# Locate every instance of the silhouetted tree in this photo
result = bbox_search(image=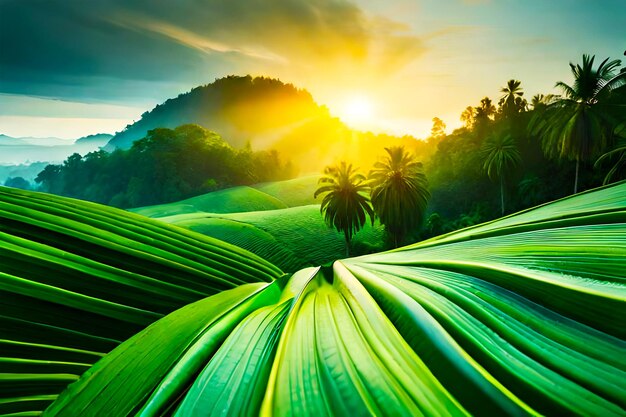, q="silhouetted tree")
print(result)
[474,97,497,135]
[499,79,527,118]
[475,97,496,121]
[369,146,430,248]
[530,94,553,111]
[431,117,447,138]
[460,106,475,129]
[314,162,374,256]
